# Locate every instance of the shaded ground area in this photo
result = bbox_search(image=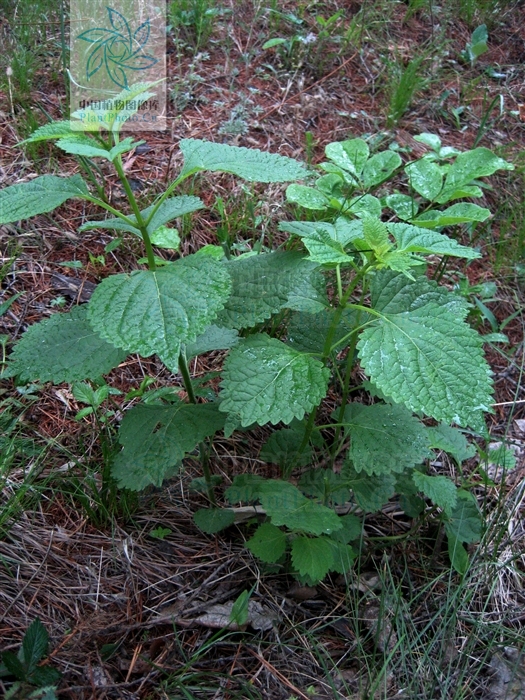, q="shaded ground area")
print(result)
[1,0,525,697]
